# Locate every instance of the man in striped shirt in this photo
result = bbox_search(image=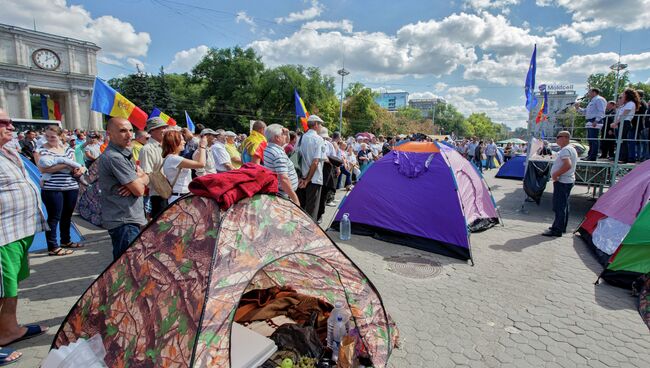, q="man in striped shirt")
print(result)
[264,124,300,206]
